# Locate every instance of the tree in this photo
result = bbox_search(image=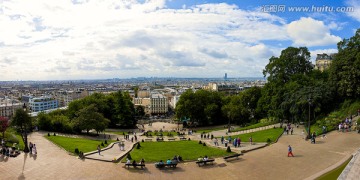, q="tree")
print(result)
[135,106,145,118]
[0,116,9,138]
[72,104,110,134]
[330,29,360,99]
[11,109,32,152]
